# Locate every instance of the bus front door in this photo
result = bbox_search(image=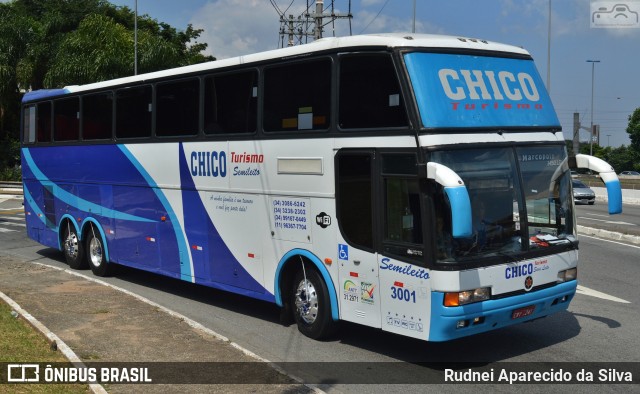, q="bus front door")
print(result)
[336,238,381,328]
